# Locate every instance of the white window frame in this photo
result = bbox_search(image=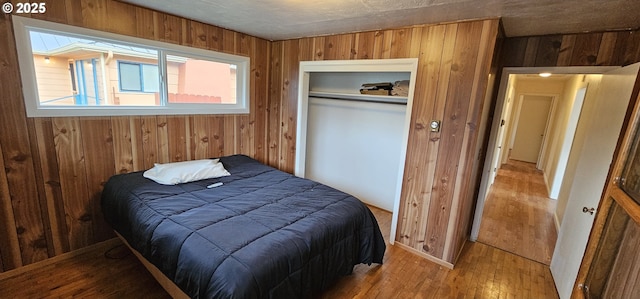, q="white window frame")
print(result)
[12,16,250,117]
